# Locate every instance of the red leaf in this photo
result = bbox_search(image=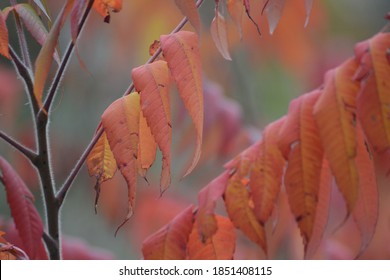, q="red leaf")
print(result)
[174,0,201,35]
[101,92,140,232]
[188,215,236,260]
[196,171,230,240]
[132,61,172,193]
[0,11,10,59]
[160,31,204,176]
[0,157,45,259]
[142,205,194,260]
